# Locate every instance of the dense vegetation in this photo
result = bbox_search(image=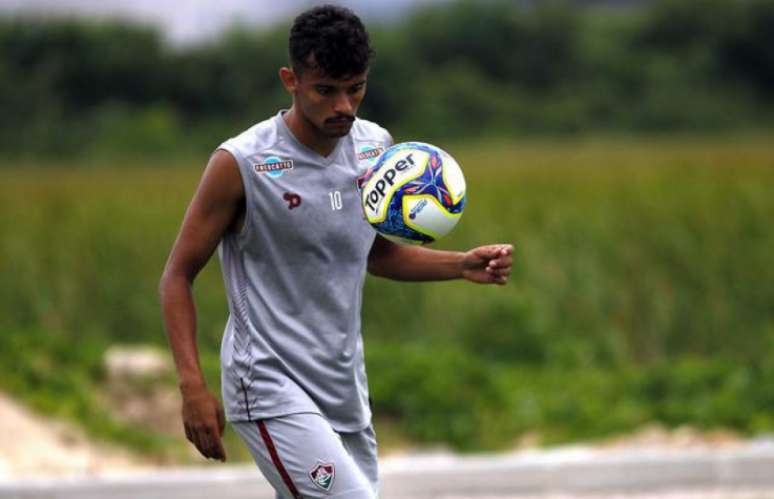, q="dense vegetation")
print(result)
[1,0,773,457]
[1,136,773,455]
[1,0,774,158]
